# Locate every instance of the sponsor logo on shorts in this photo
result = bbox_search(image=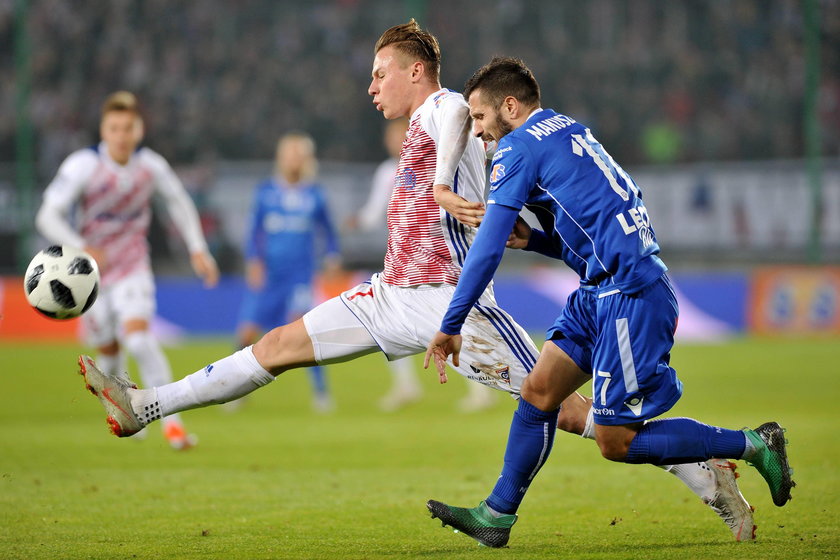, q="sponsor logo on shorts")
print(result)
[204,364,214,376]
[592,406,615,416]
